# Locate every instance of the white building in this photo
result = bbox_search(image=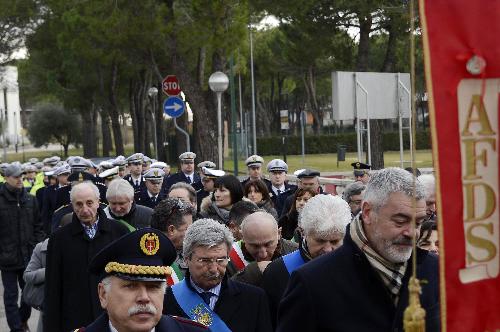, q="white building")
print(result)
[0,66,23,146]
